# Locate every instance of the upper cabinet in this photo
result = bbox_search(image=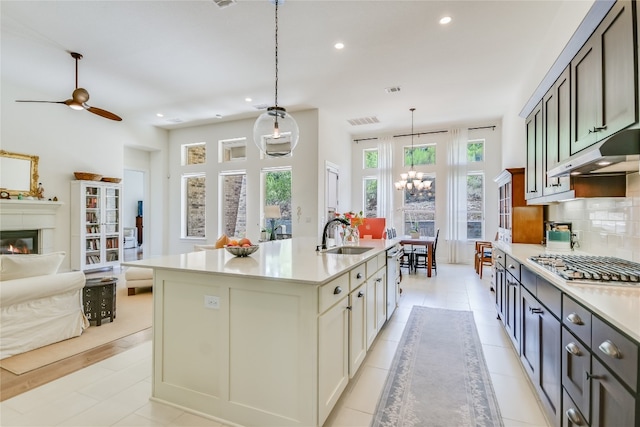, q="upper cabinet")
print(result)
[524,0,637,203]
[571,0,636,154]
[525,102,543,200]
